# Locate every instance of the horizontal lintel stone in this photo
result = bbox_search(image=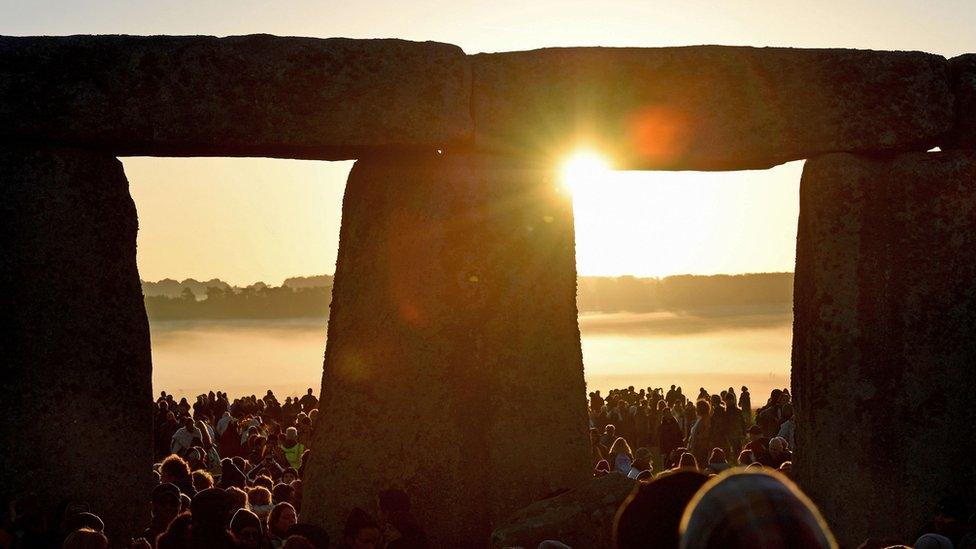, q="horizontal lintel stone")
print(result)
[0,35,473,159]
[472,46,954,170]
